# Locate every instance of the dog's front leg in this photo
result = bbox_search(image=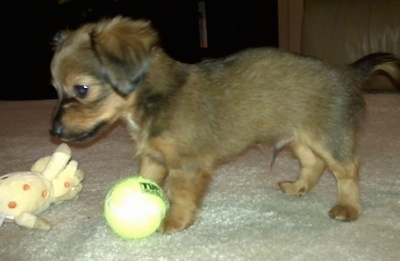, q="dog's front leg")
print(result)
[139,156,168,186]
[159,168,212,233]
